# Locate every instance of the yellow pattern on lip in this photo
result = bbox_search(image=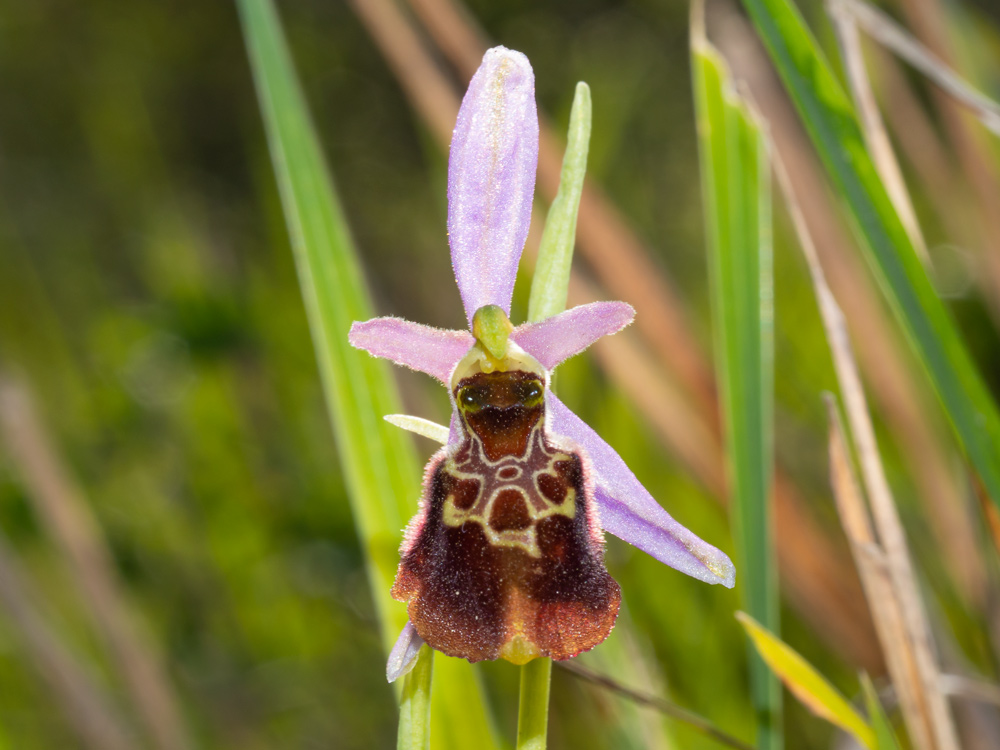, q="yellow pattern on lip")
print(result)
[440,429,579,559]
